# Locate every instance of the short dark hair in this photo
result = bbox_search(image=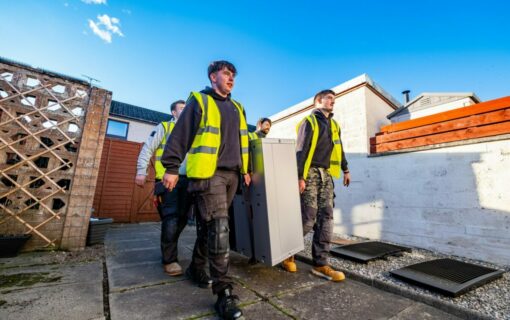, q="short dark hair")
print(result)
[258,117,272,126]
[208,60,237,80]
[170,100,185,112]
[313,89,335,104]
